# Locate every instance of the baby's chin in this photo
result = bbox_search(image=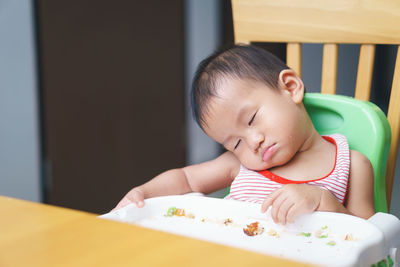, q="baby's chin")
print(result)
[242,161,272,171]
[242,157,288,171]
